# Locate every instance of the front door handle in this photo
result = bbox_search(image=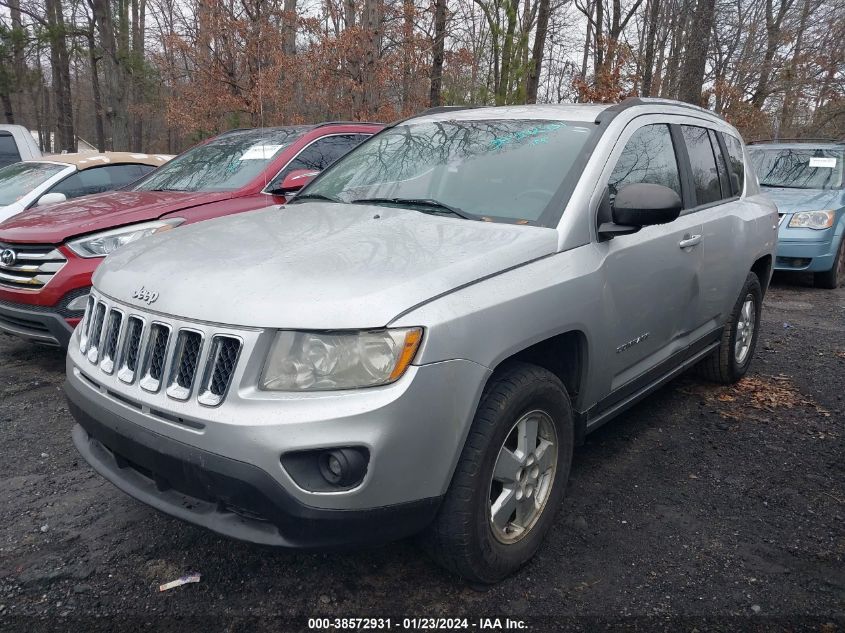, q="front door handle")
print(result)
[679,234,702,249]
